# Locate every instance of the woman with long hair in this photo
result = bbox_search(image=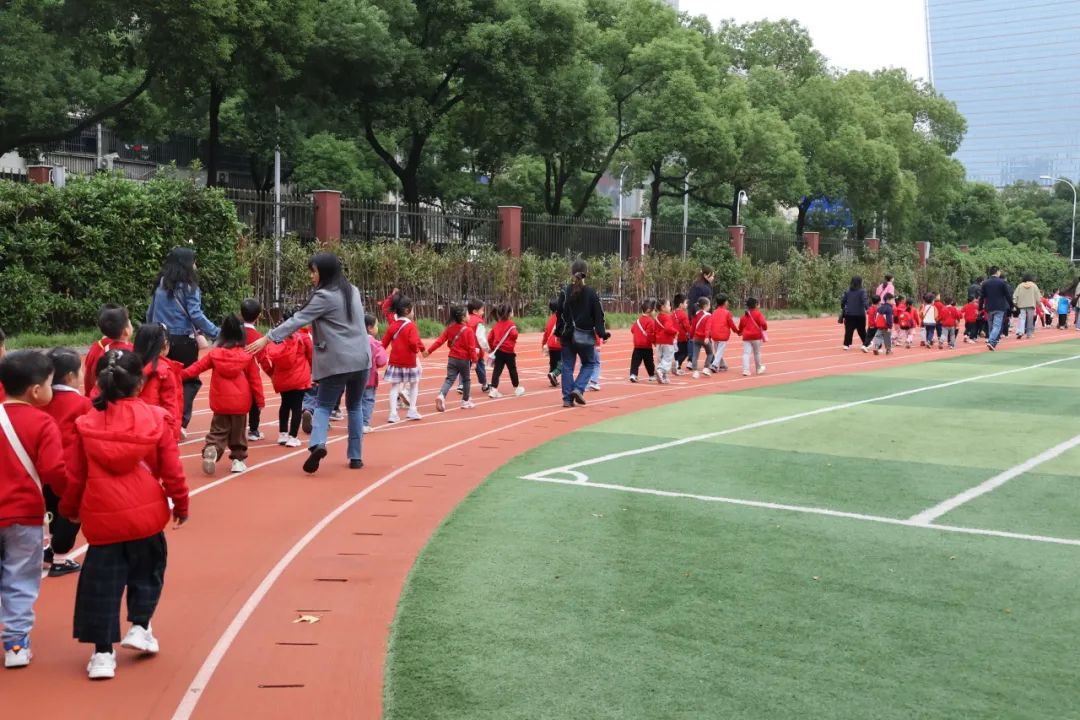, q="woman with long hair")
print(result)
[247,253,371,474]
[147,247,219,435]
[555,259,609,408]
[840,275,870,350]
[686,266,715,318]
